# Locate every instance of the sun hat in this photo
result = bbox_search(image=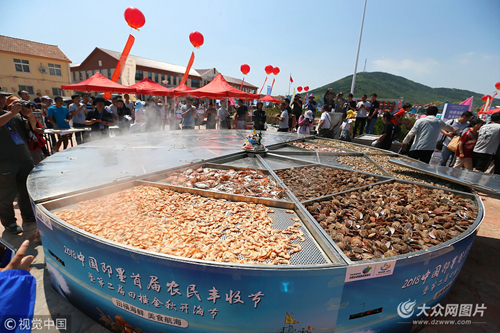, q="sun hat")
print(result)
[308,94,315,98]
[304,110,314,120]
[346,110,357,119]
